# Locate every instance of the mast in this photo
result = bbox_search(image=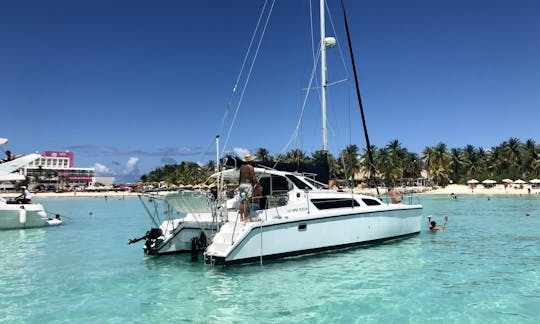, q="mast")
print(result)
[320,0,328,152]
[215,135,220,172]
[339,0,380,195]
